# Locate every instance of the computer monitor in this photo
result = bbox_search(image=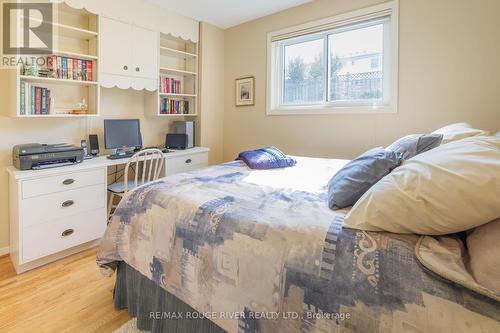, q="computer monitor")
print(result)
[104,119,142,151]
